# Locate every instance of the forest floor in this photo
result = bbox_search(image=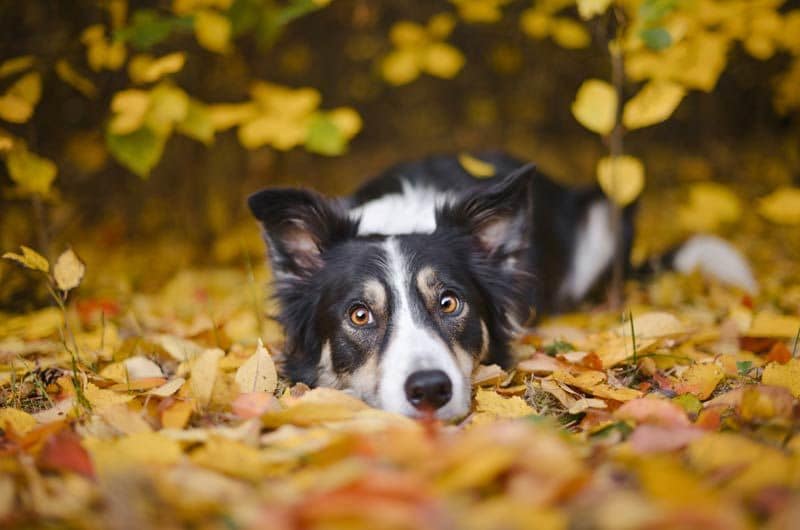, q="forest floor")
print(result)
[1,181,800,530]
